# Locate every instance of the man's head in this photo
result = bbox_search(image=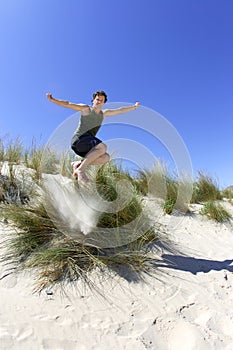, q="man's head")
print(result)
[92,90,108,104]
